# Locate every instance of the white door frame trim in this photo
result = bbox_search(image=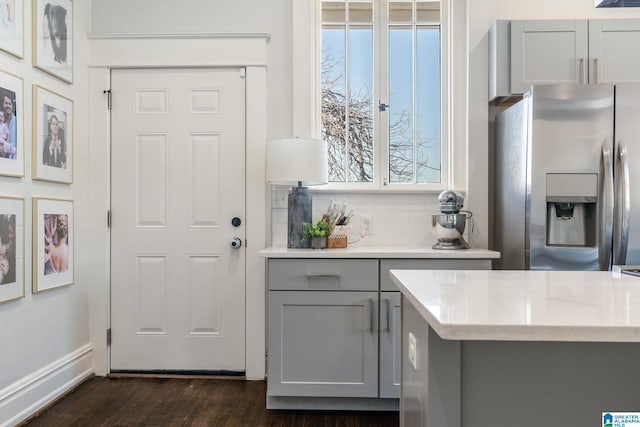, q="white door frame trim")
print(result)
[87,33,268,379]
